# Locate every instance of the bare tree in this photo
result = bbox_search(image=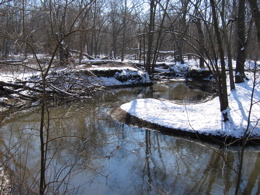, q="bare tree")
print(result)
[247,0,260,44]
[192,1,205,69]
[235,1,260,193]
[18,1,96,193]
[145,0,157,75]
[108,0,125,59]
[176,0,190,64]
[235,61,259,195]
[121,0,127,61]
[151,0,170,74]
[182,0,230,119]
[210,0,229,119]
[235,0,247,83]
[220,0,235,90]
